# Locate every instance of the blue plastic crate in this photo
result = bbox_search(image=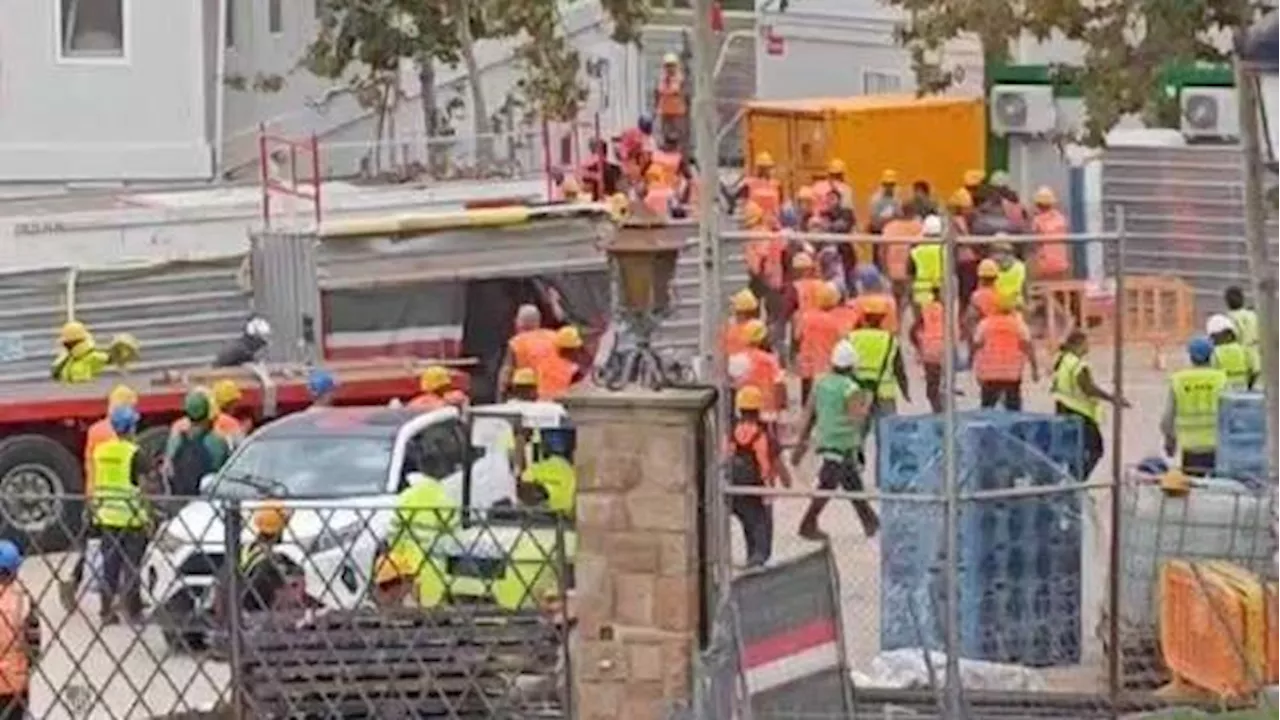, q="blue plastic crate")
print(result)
[1216,393,1265,482]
